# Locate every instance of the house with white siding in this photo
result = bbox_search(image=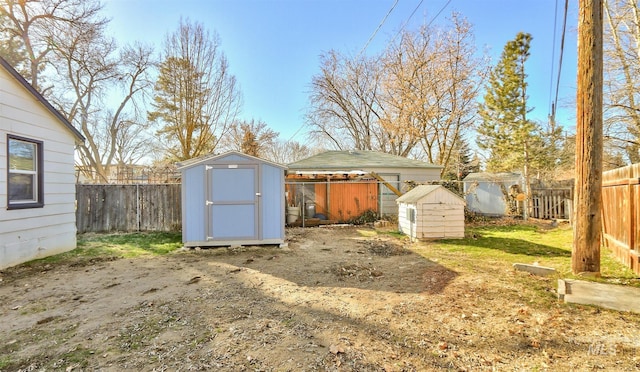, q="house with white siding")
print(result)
[0,56,84,269]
